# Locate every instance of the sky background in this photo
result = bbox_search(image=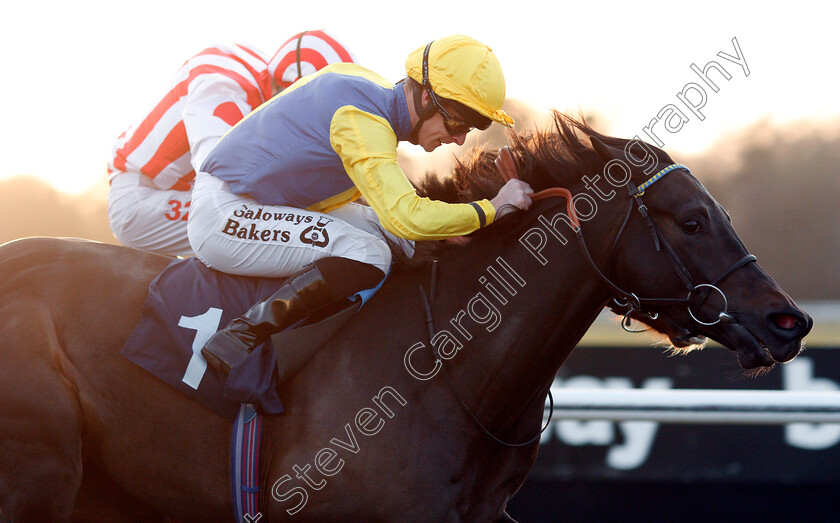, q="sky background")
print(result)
[2,0,837,194]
